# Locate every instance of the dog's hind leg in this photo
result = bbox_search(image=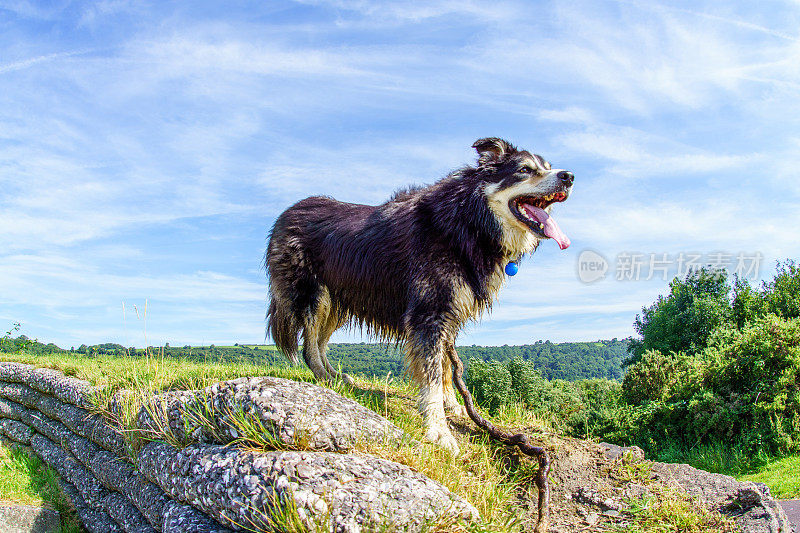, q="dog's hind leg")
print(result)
[443,344,467,418]
[299,285,335,382]
[315,290,355,385]
[302,319,330,382]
